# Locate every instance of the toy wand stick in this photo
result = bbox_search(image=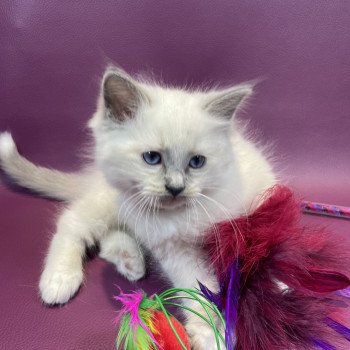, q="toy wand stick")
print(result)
[301,201,350,220]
